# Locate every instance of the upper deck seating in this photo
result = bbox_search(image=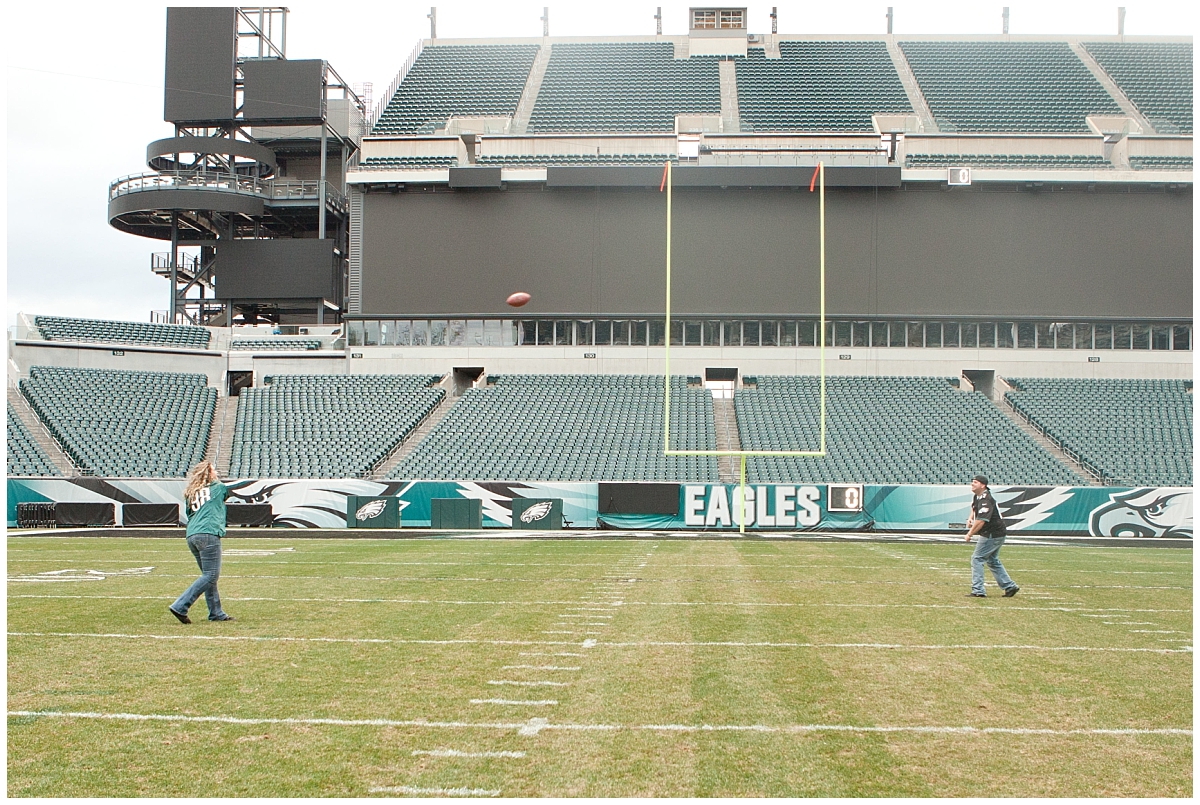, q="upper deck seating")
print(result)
[736,375,1083,485]
[528,43,721,133]
[906,153,1111,169]
[19,366,215,478]
[360,156,460,169]
[372,44,540,135]
[228,338,323,351]
[736,41,912,132]
[1084,42,1193,134]
[900,41,1121,132]
[1004,378,1192,486]
[34,315,211,350]
[390,375,719,482]
[229,374,444,479]
[7,405,62,477]
[476,153,677,167]
[1128,154,1193,170]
